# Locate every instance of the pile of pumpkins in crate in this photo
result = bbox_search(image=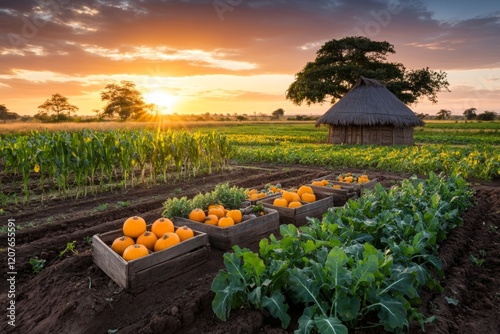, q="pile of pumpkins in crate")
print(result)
[111,216,195,261]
